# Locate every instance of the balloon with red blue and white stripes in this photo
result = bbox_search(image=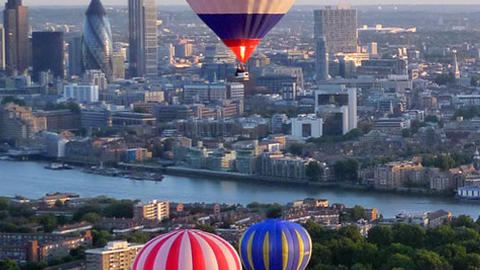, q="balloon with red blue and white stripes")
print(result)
[185,0,295,63]
[132,229,242,270]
